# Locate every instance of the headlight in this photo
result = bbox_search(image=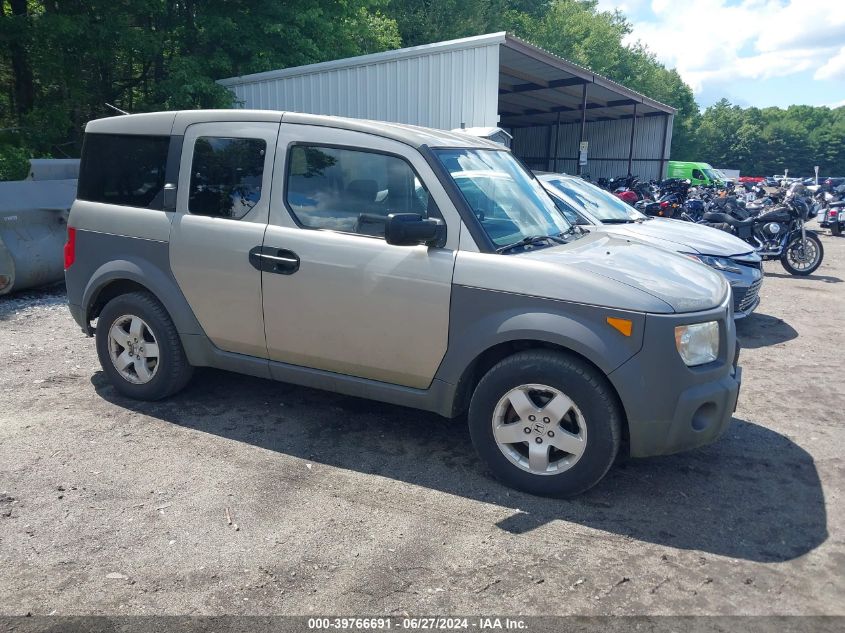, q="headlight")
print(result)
[674,321,719,366]
[684,253,742,274]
